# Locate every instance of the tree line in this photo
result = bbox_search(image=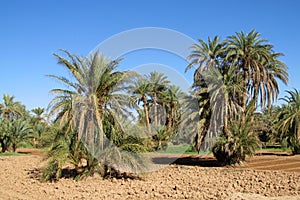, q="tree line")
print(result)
[1,29,300,181]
